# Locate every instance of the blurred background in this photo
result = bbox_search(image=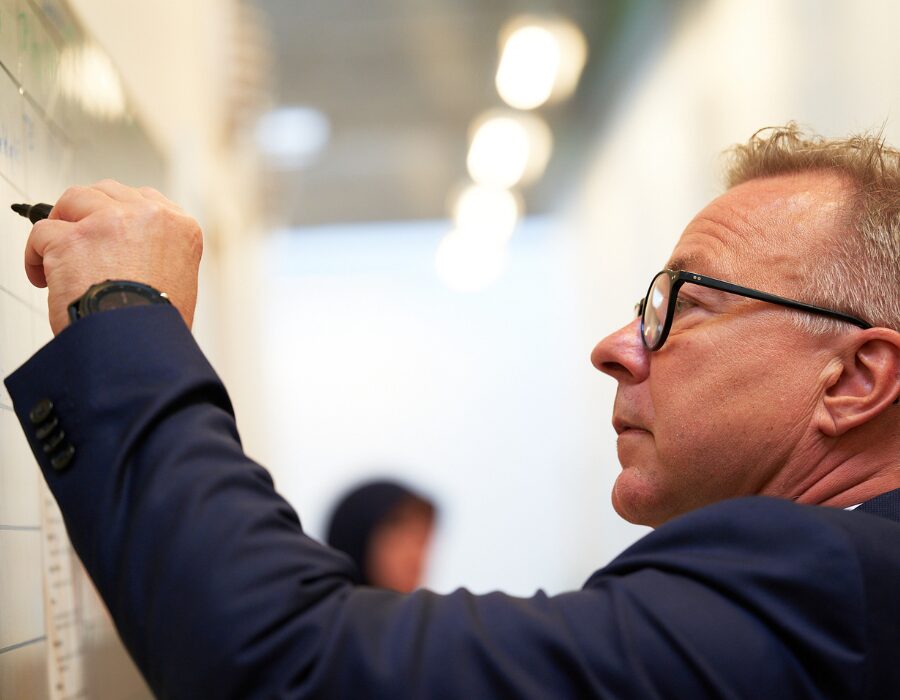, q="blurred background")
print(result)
[64,0,900,595]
